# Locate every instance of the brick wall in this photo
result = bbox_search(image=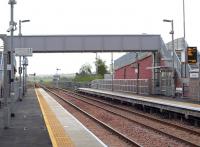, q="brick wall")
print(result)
[114,55,152,80]
[113,51,200,100]
[138,55,152,79]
